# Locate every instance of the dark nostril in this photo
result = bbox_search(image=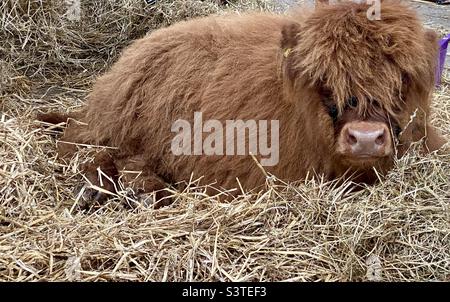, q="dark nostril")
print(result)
[375,133,385,145]
[347,133,358,145]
